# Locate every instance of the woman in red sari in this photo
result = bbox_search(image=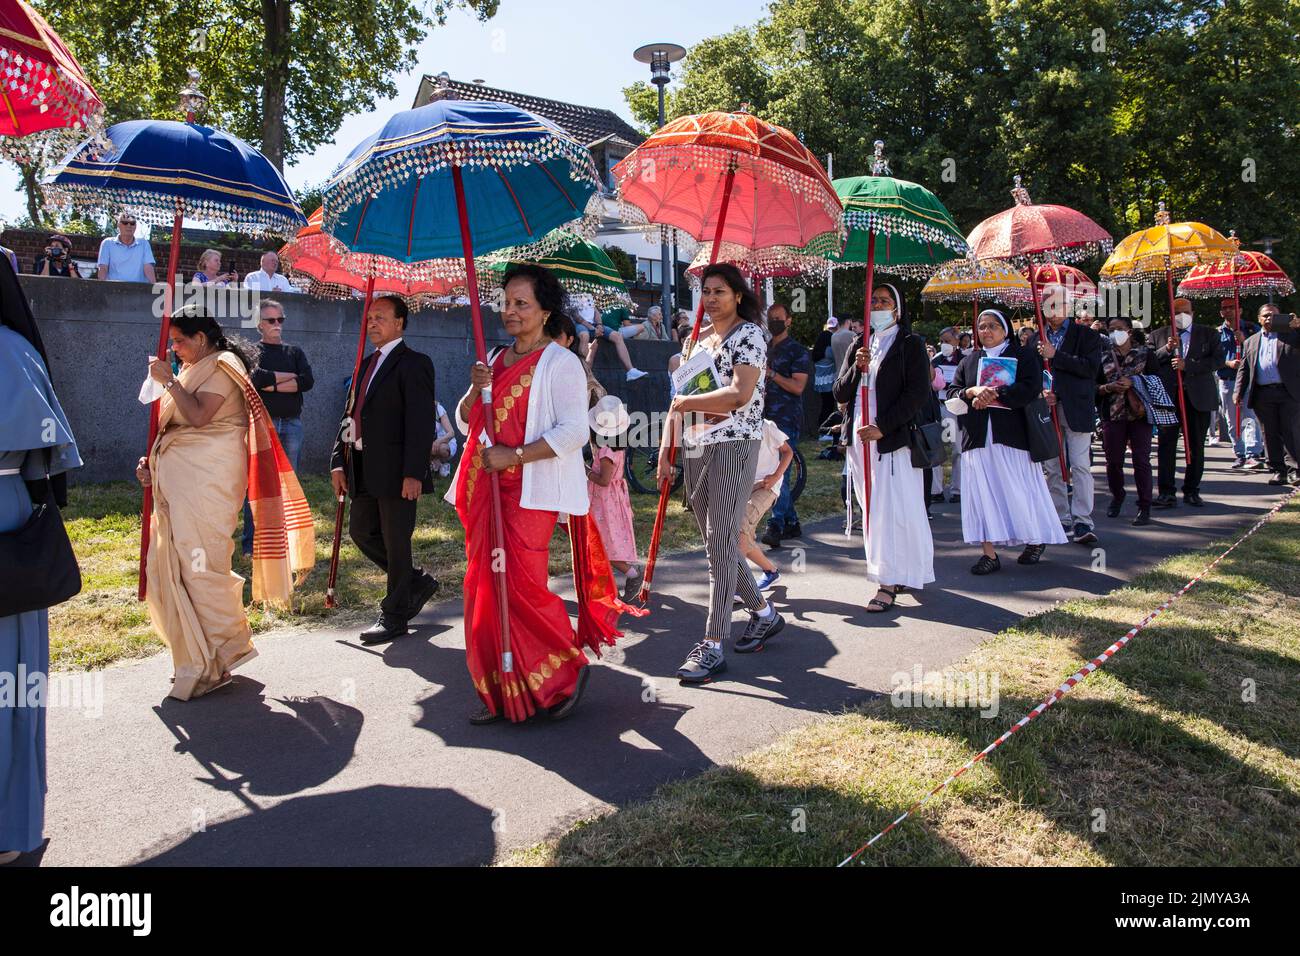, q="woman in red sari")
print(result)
[449,264,597,725]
